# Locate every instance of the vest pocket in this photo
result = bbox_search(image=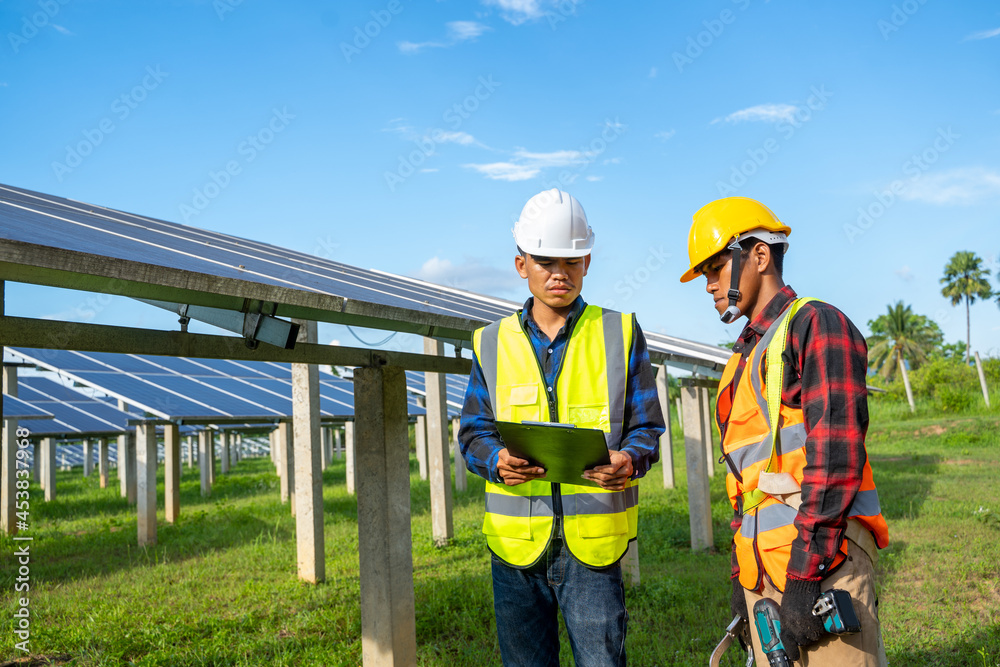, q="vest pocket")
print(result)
[503,384,541,423]
[566,403,610,430]
[482,513,532,540]
[575,513,628,538]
